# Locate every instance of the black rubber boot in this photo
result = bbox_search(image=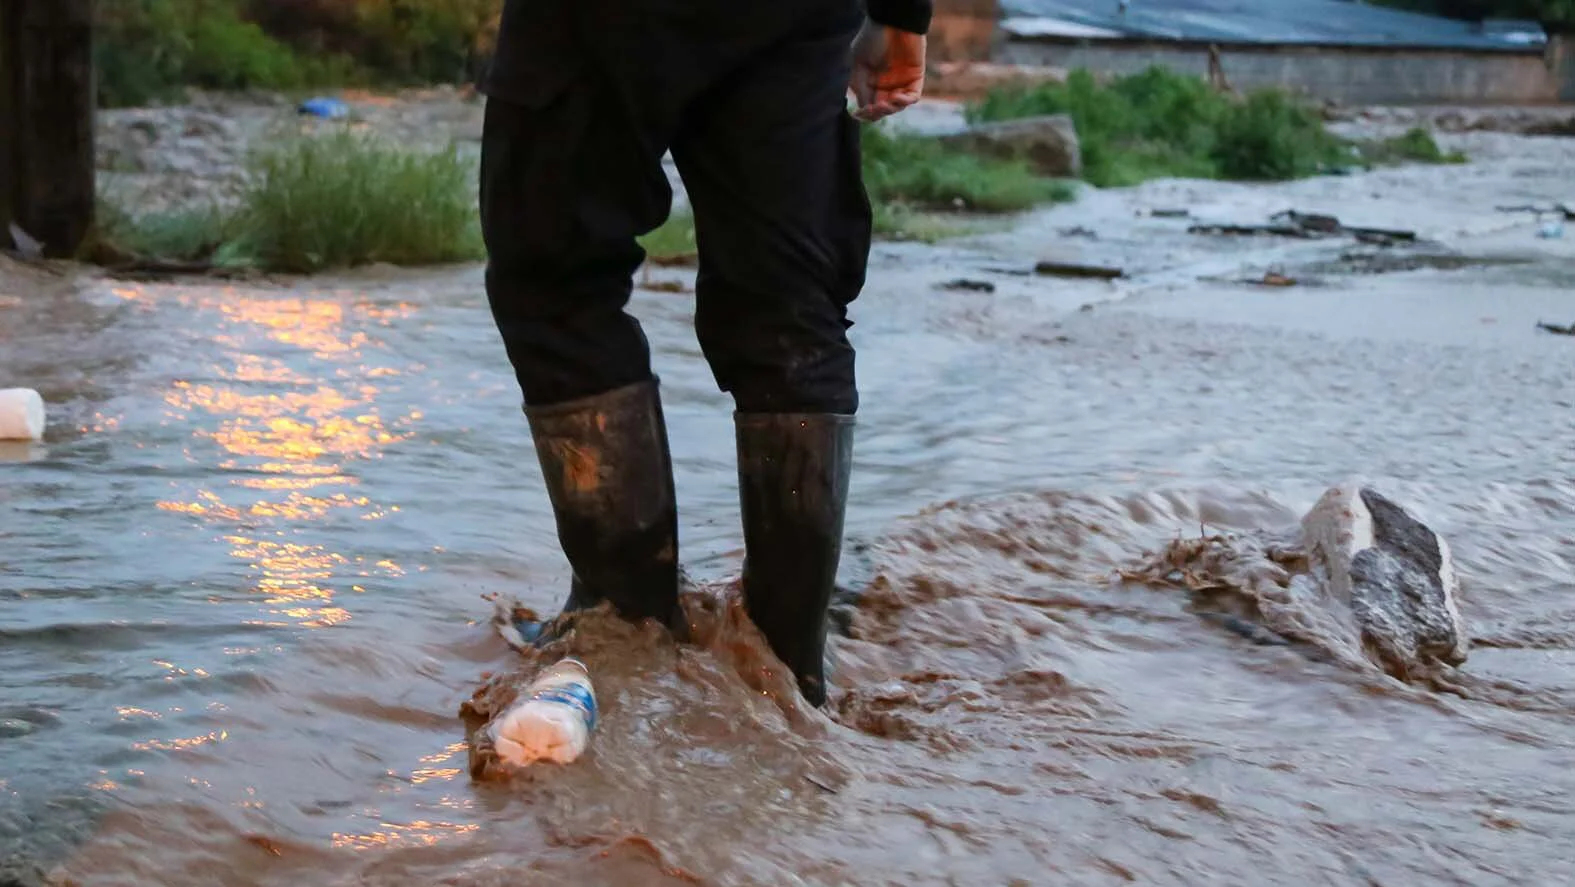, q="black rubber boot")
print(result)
[522,379,685,642]
[736,412,855,707]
